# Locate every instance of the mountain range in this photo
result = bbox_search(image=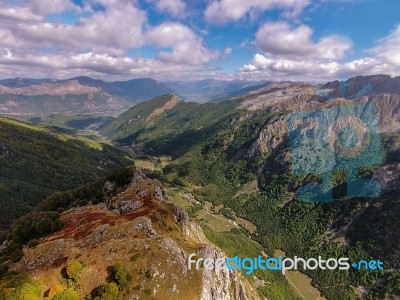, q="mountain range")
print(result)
[0,74,399,300]
[164,79,267,102]
[99,74,400,299]
[0,77,269,116]
[0,77,173,116]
